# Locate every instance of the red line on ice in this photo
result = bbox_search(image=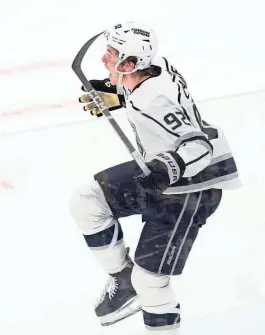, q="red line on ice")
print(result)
[0,58,70,76]
[0,180,15,190]
[0,100,77,118]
